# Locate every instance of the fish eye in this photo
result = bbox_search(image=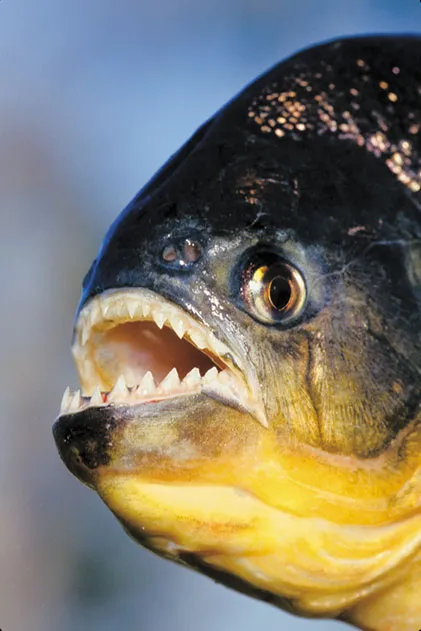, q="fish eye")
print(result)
[241,253,307,324]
